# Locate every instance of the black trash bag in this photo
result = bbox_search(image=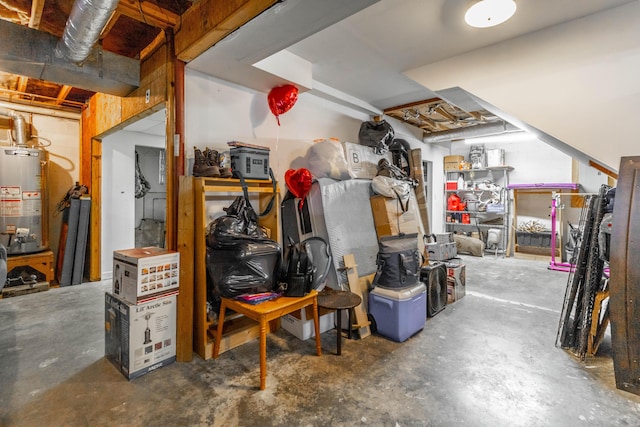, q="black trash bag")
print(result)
[207,239,281,298]
[206,189,281,299]
[207,195,267,247]
[372,233,422,290]
[358,119,395,154]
